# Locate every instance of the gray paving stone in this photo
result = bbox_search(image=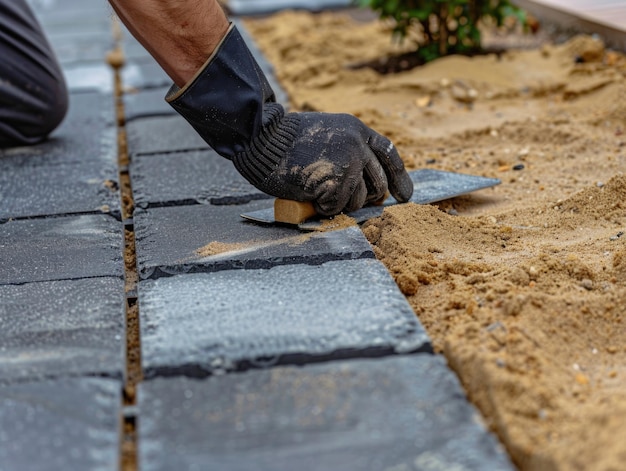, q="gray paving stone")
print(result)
[126,115,208,156]
[63,63,115,94]
[0,278,125,384]
[122,59,172,91]
[134,203,373,279]
[131,148,267,208]
[227,0,351,15]
[28,0,112,38]
[0,377,121,471]
[139,259,429,376]
[0,215,123,285]
[46,32,115,66]
[123,86,177,122]
[0,160,119,220]
[0,92,119,219]
[138,355,513,471]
